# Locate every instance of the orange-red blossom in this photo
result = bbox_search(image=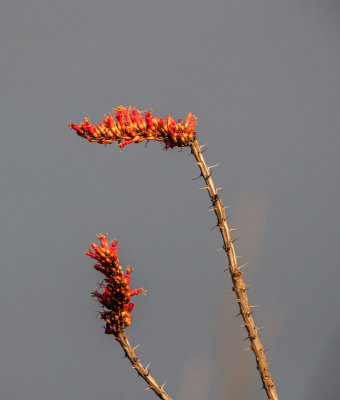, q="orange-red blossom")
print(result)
[86,234,146,333]
[69,106,197,149]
